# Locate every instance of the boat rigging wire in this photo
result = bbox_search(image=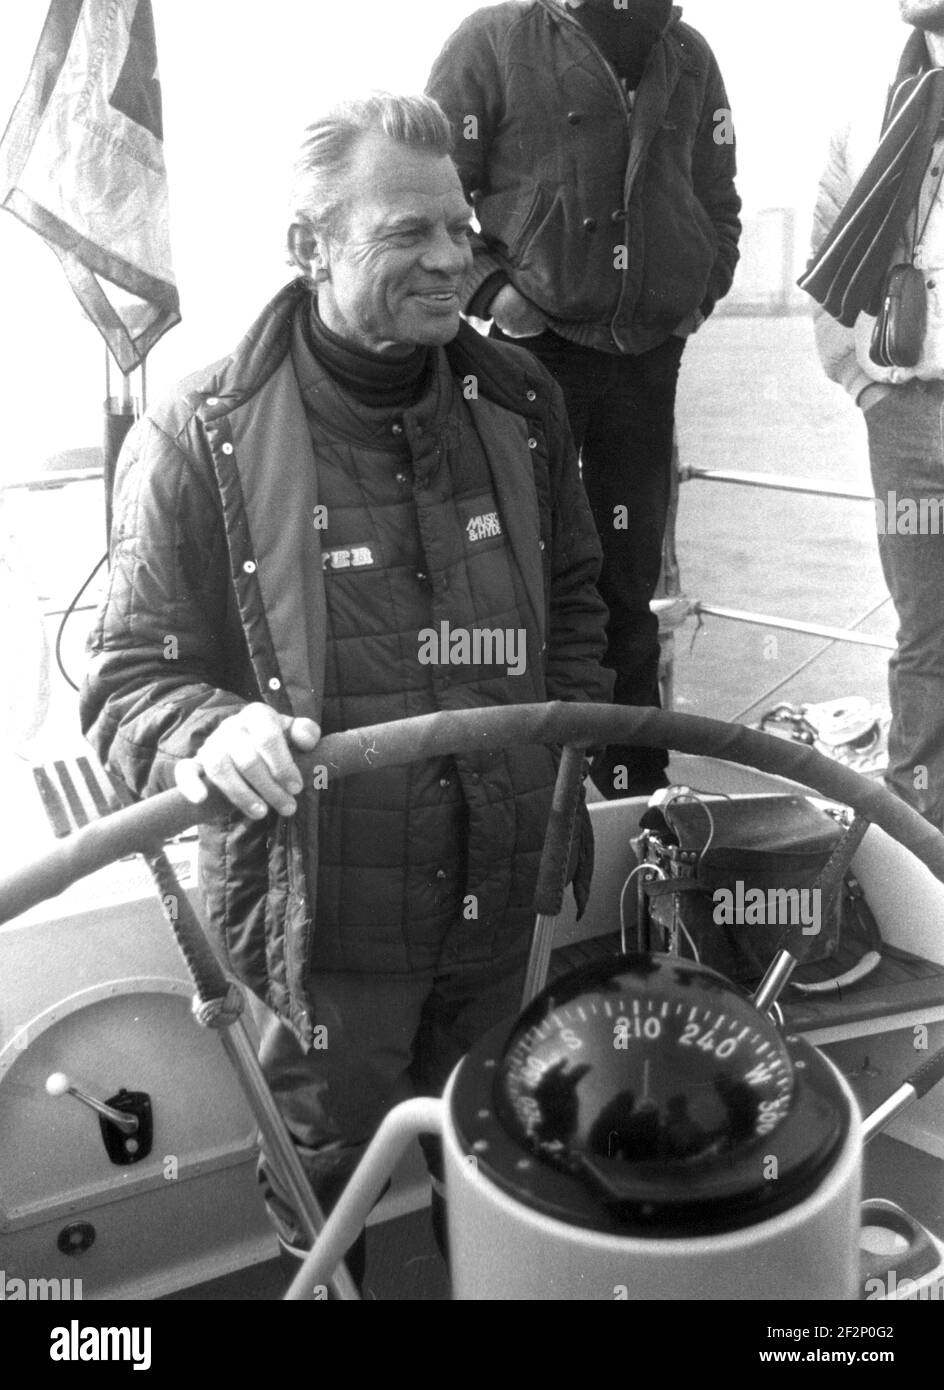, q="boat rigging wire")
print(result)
[728,595,893,724]
[54,550,108,692]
